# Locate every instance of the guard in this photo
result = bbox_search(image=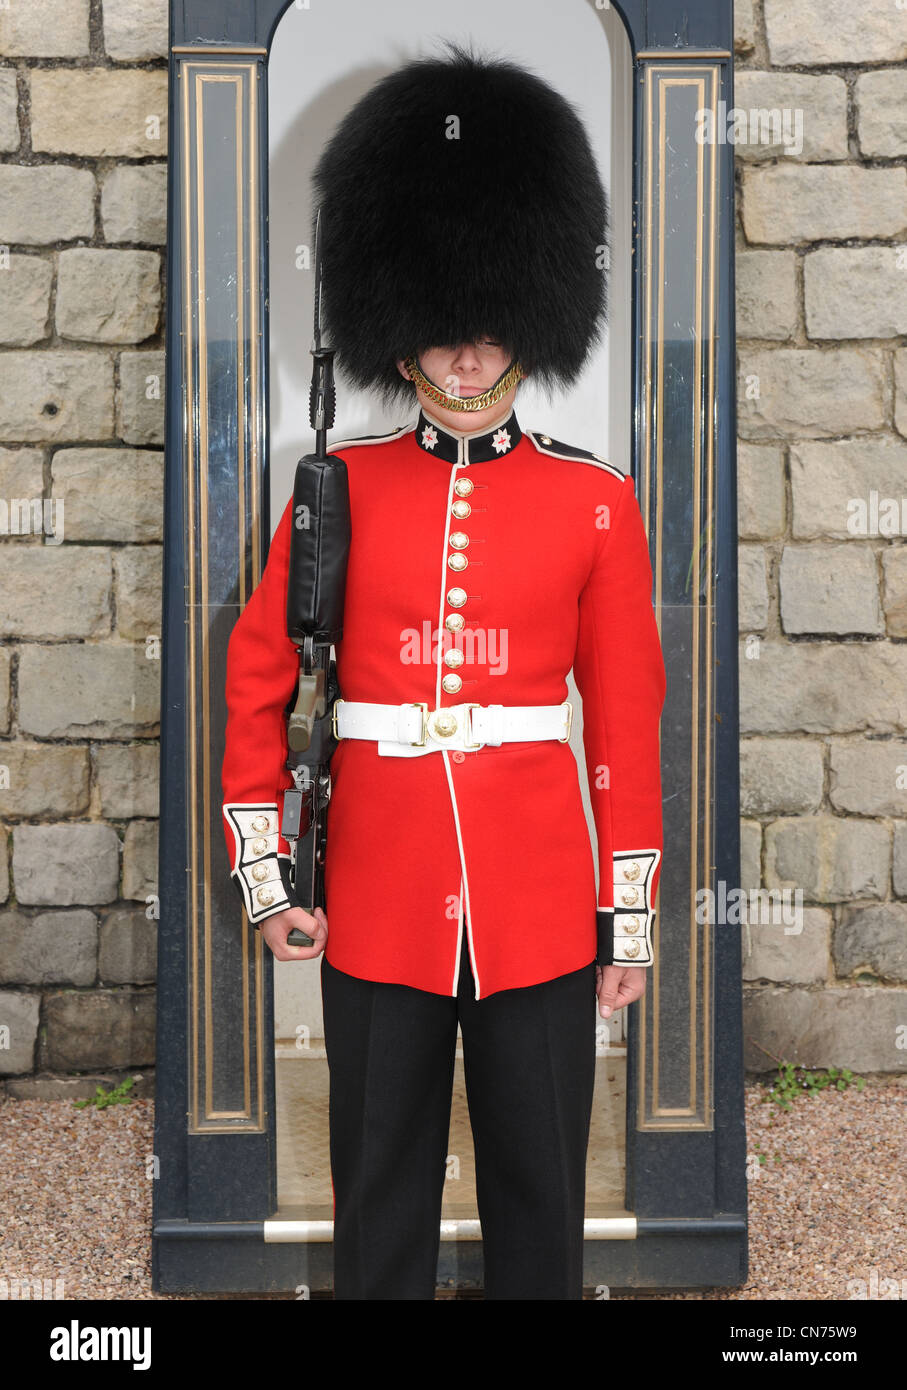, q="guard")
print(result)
[221,44,666,1299]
